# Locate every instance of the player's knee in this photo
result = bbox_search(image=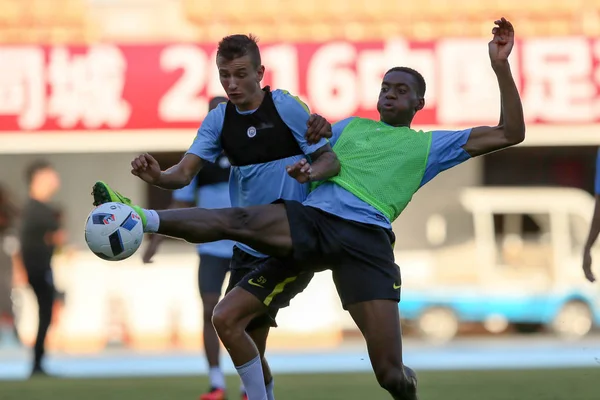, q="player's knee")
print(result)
[211,304,232,335]
[212,302,244,339]
[225,207,253,234]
